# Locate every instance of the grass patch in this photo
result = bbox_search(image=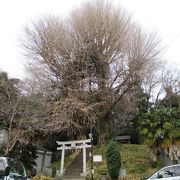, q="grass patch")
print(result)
[87,144,160,179]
